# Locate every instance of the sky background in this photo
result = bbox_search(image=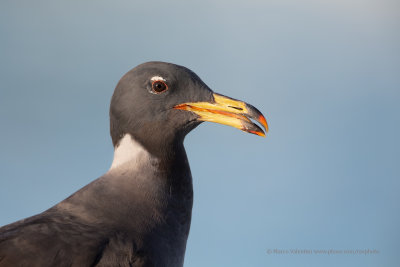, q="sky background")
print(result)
[0,0,399,266]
